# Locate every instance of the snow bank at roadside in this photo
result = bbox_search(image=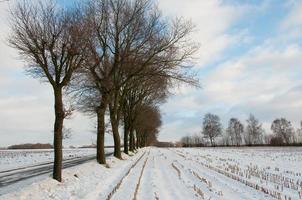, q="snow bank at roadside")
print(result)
[0,148,147,200]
